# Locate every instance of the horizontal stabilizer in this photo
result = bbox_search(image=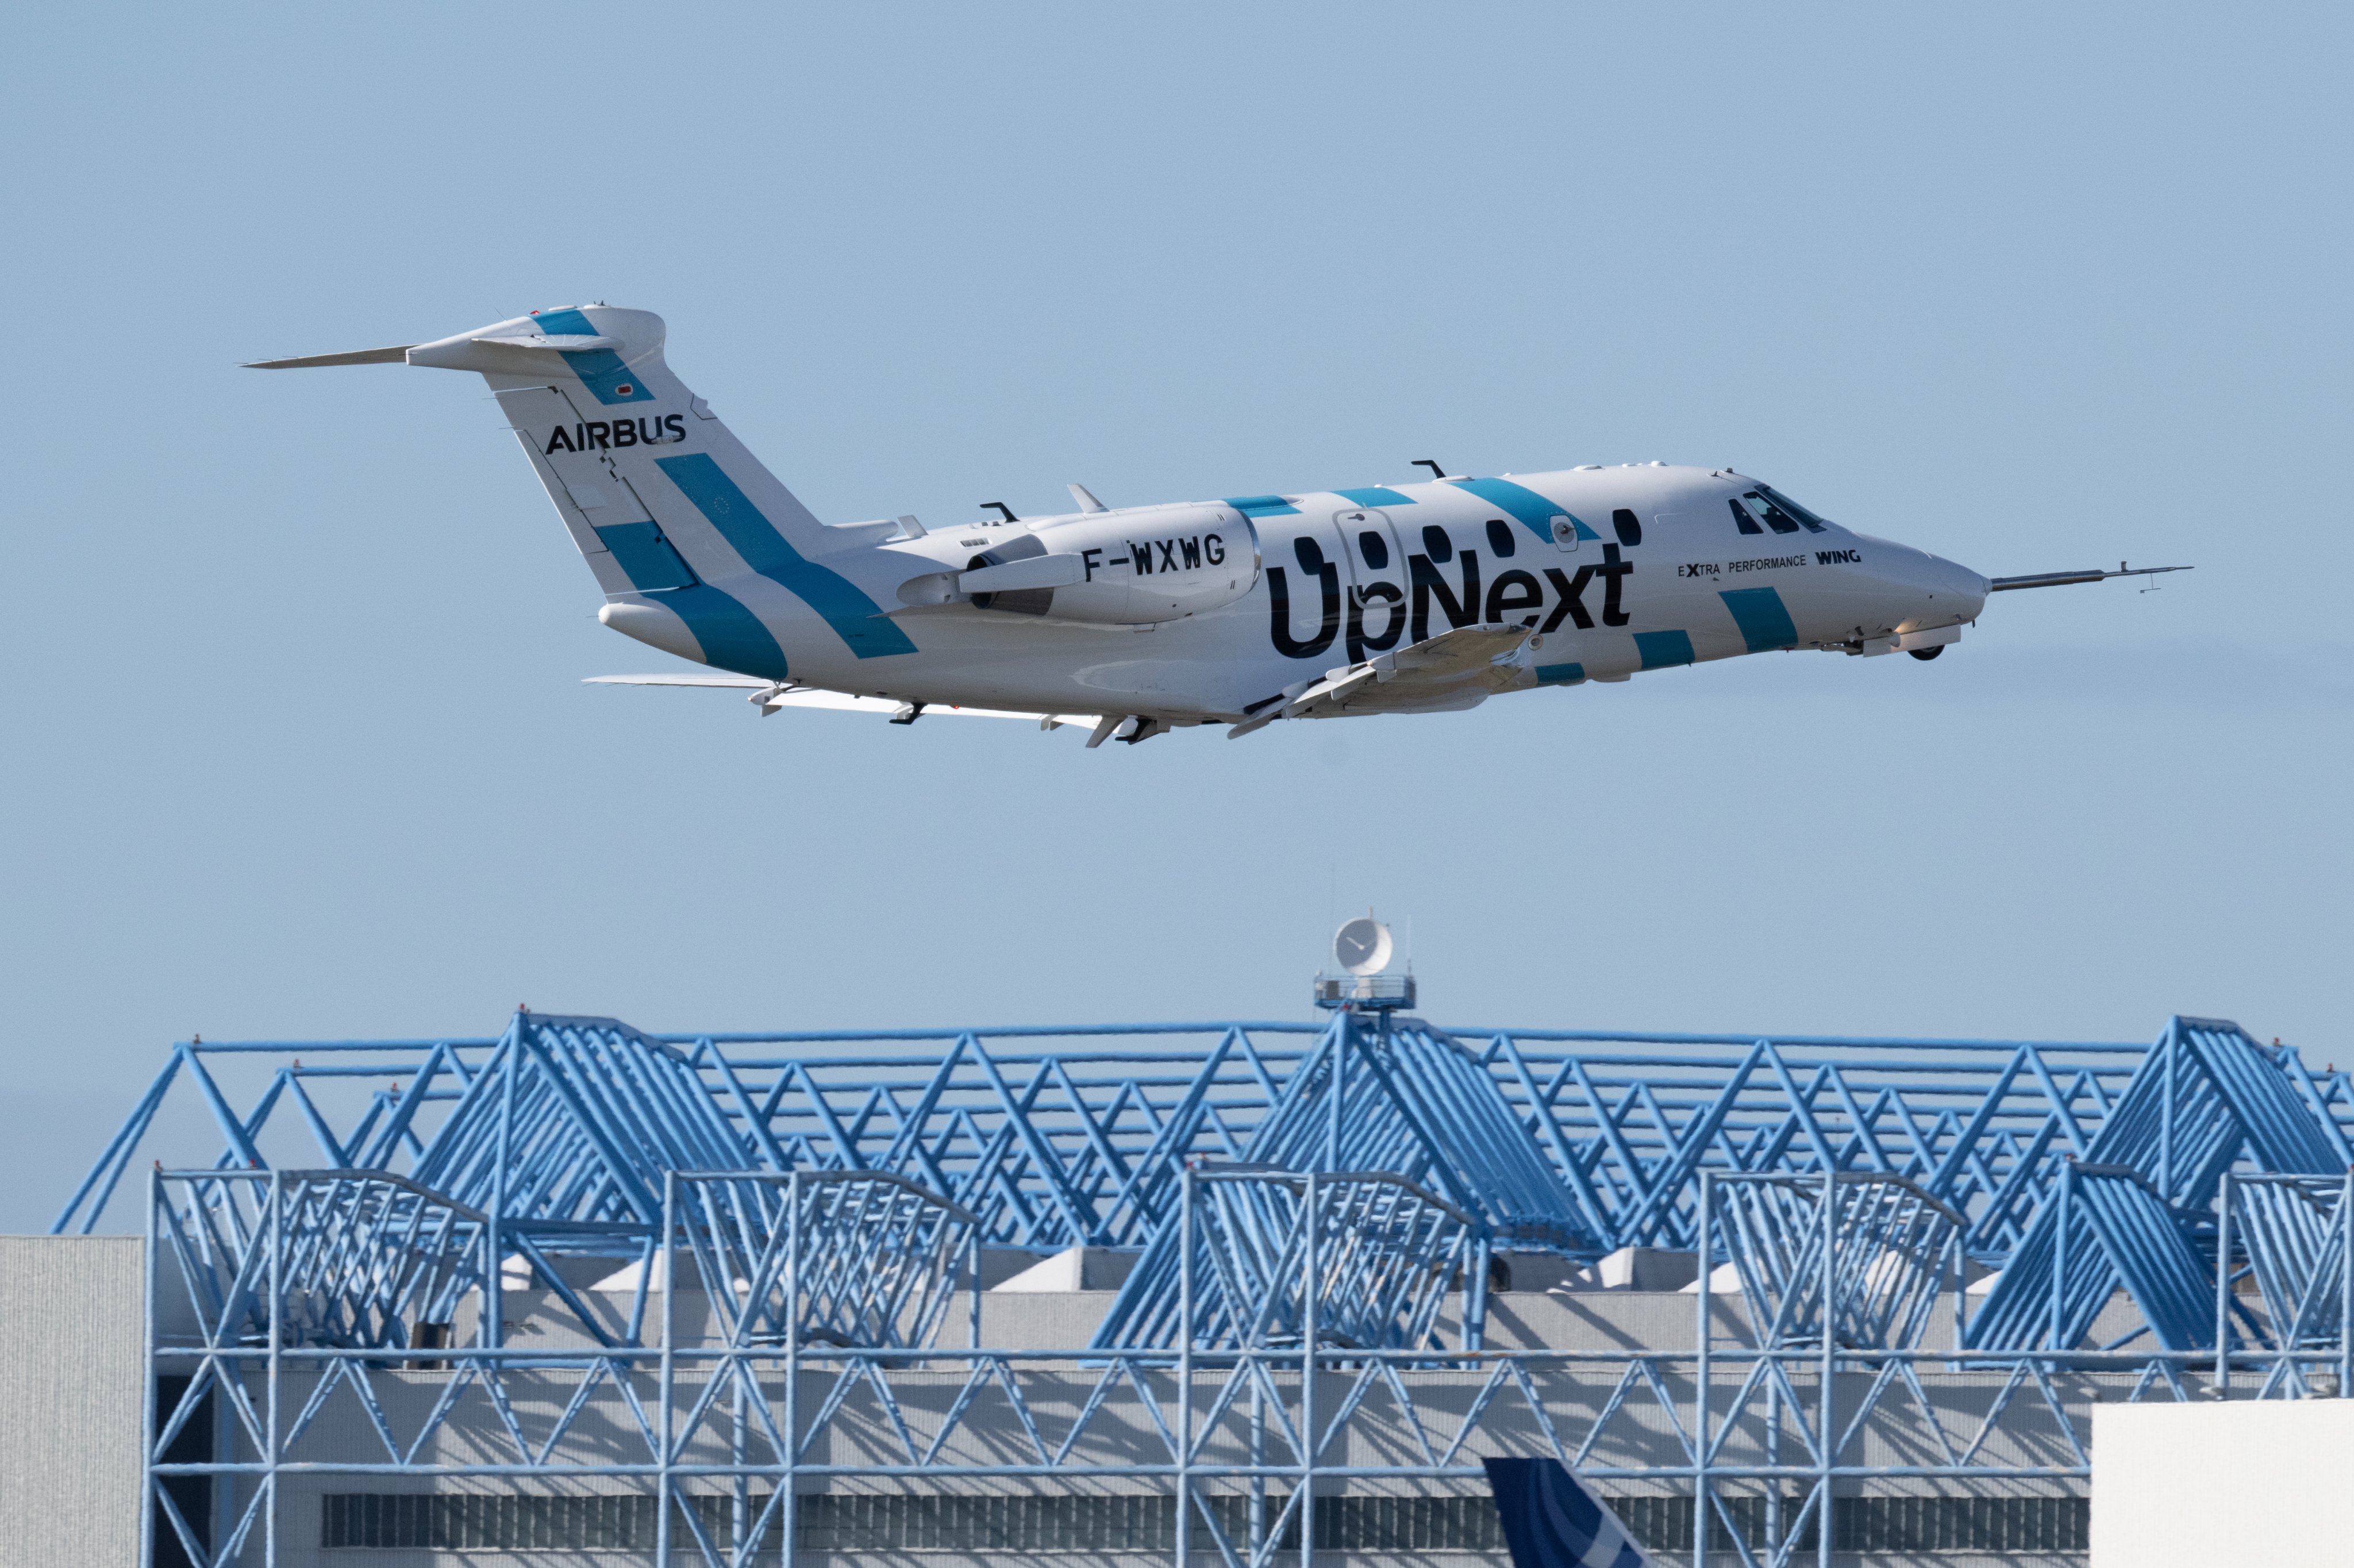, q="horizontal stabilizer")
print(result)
[586,676,1101,728]
[243,345,416,369]
[242,331,616,368]
[586,673,774,689]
